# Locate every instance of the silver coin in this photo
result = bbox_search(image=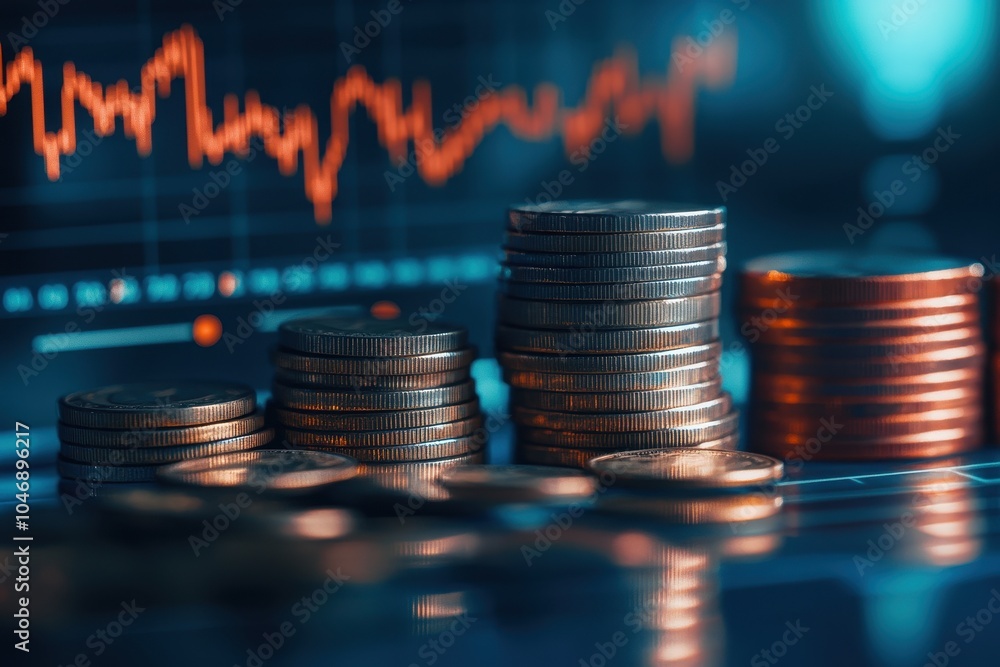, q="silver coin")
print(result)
[503,224,725,253]
[439,464,598,503]
[507,200,725,233]
[498,342,721,373]
[499,274,722,301]
[497,292,721,328]
[503,243,726,268]
[59,429,274,465]
[272,347,476,375]
[280,416,482,448]
[504,361,719,391]
[157,449,359,490]
[510,378,722,413]
[495,321,719,354]
[279,315,467,356]
[512,394,732,431]
[517,410,740,448]
[272,380,478,411]
[270,400,481,431]
[499,258,725,284]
